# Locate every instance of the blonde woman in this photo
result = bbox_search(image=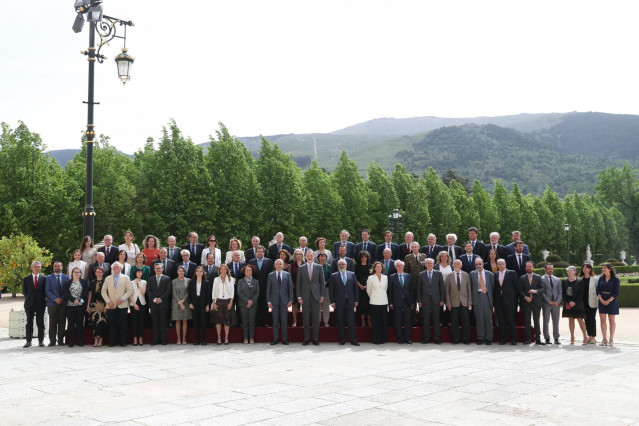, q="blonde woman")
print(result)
[212,264,235,345]
[367,261,388,345]
[225,237,245,264]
